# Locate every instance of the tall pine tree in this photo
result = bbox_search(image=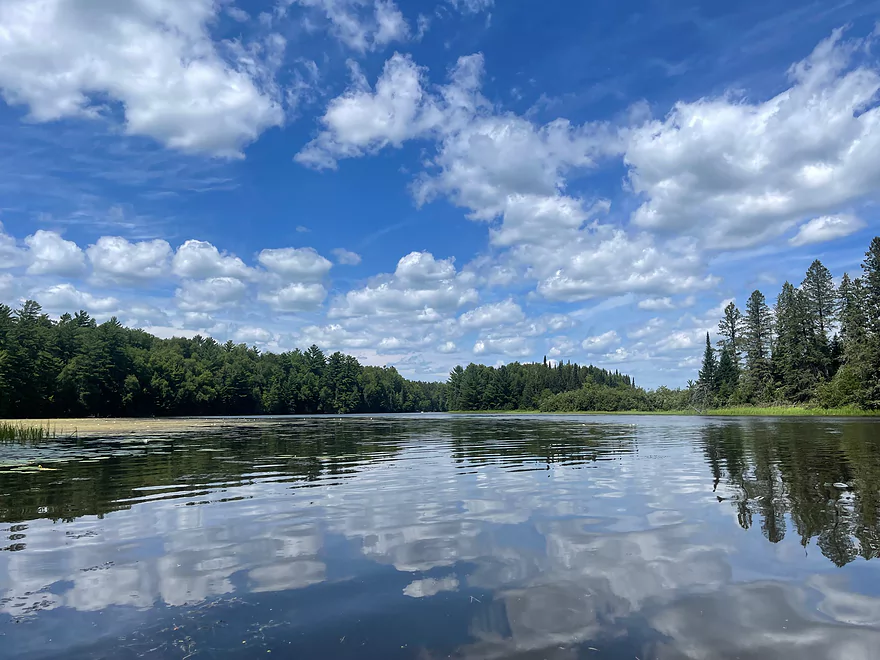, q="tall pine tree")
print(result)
[697,333,718,408]
[863,237,880,335]
[743,290,773,402]
[716,344,739,404]
[838,273,867,356]
[772,282,818,402]
[801,260,837,339]
[718,301,745,366]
